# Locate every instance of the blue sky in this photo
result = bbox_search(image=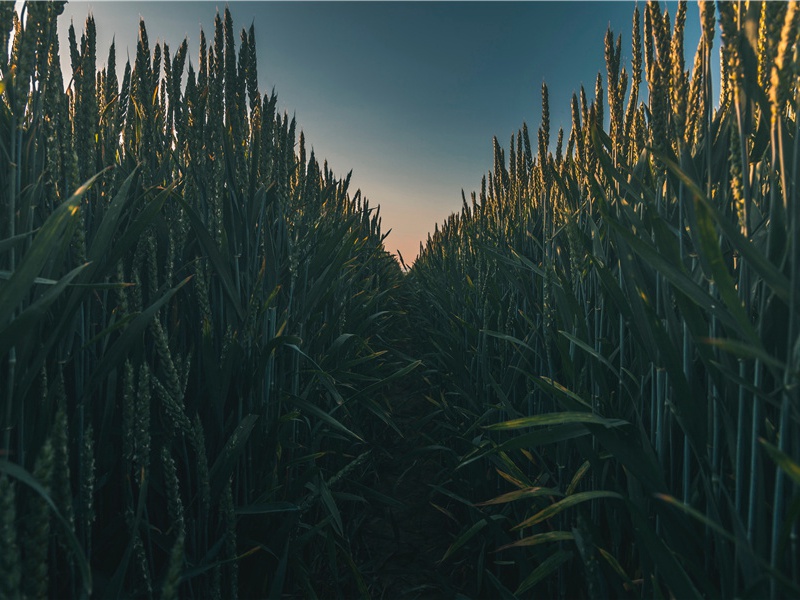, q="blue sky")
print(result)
[58,2,704,264]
